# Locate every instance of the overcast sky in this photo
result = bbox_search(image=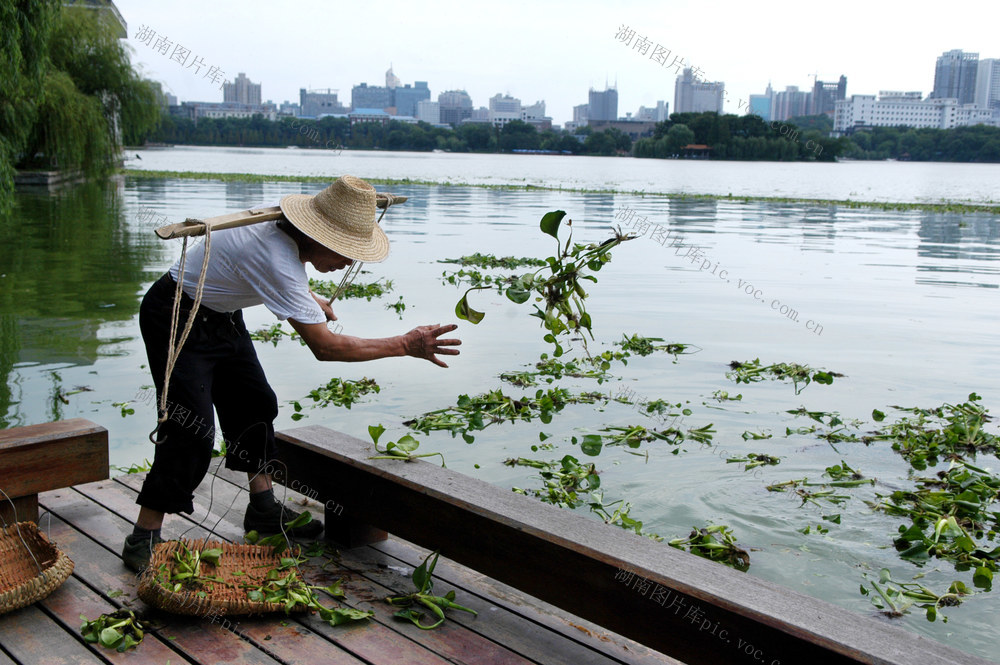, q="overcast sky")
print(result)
[116,0,998,125]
